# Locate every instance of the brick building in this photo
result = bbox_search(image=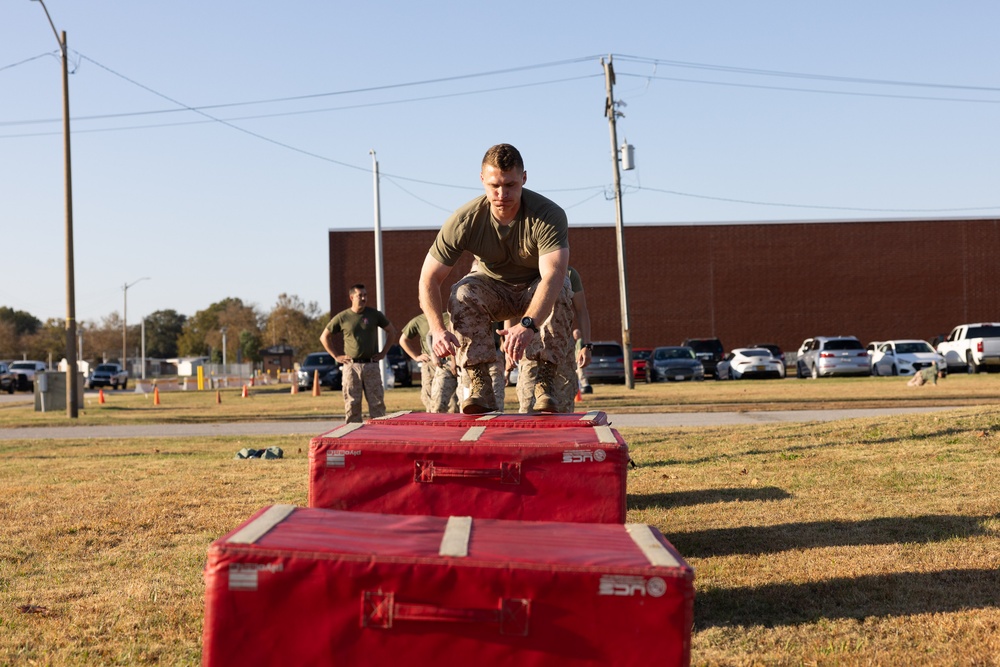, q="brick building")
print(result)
[328,217,1000,356]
